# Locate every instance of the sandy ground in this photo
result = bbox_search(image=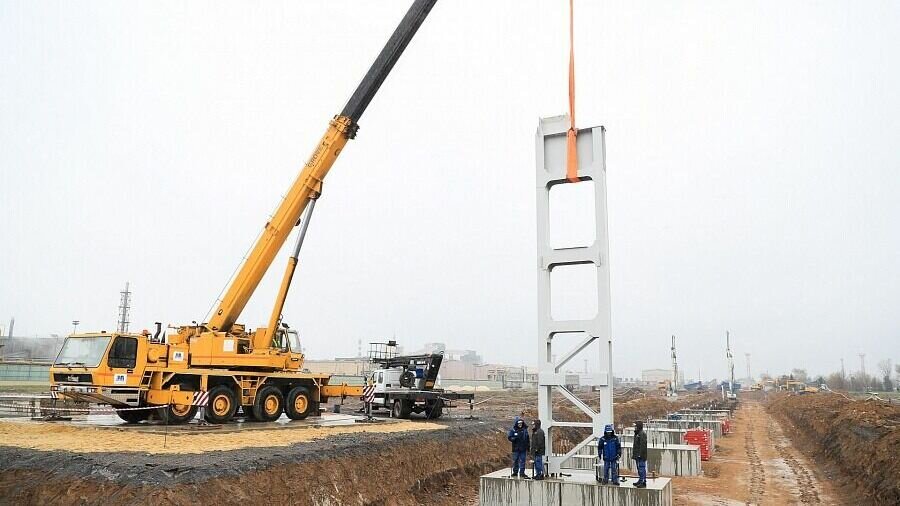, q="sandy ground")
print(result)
[0,418,443,454]
[672,401,844,505]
